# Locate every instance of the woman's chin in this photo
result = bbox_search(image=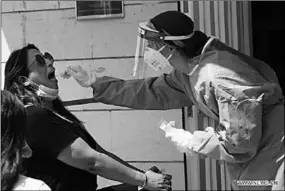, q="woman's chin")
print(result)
[48,79,59,89]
